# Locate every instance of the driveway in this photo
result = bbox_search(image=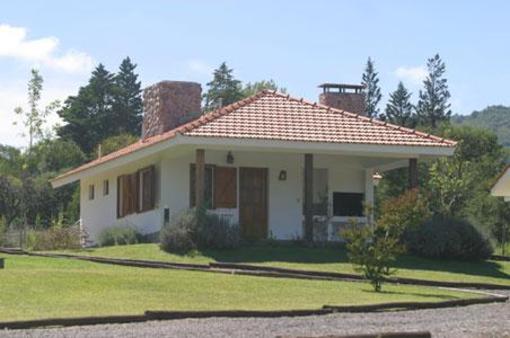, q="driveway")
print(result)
[1,291,509,338]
